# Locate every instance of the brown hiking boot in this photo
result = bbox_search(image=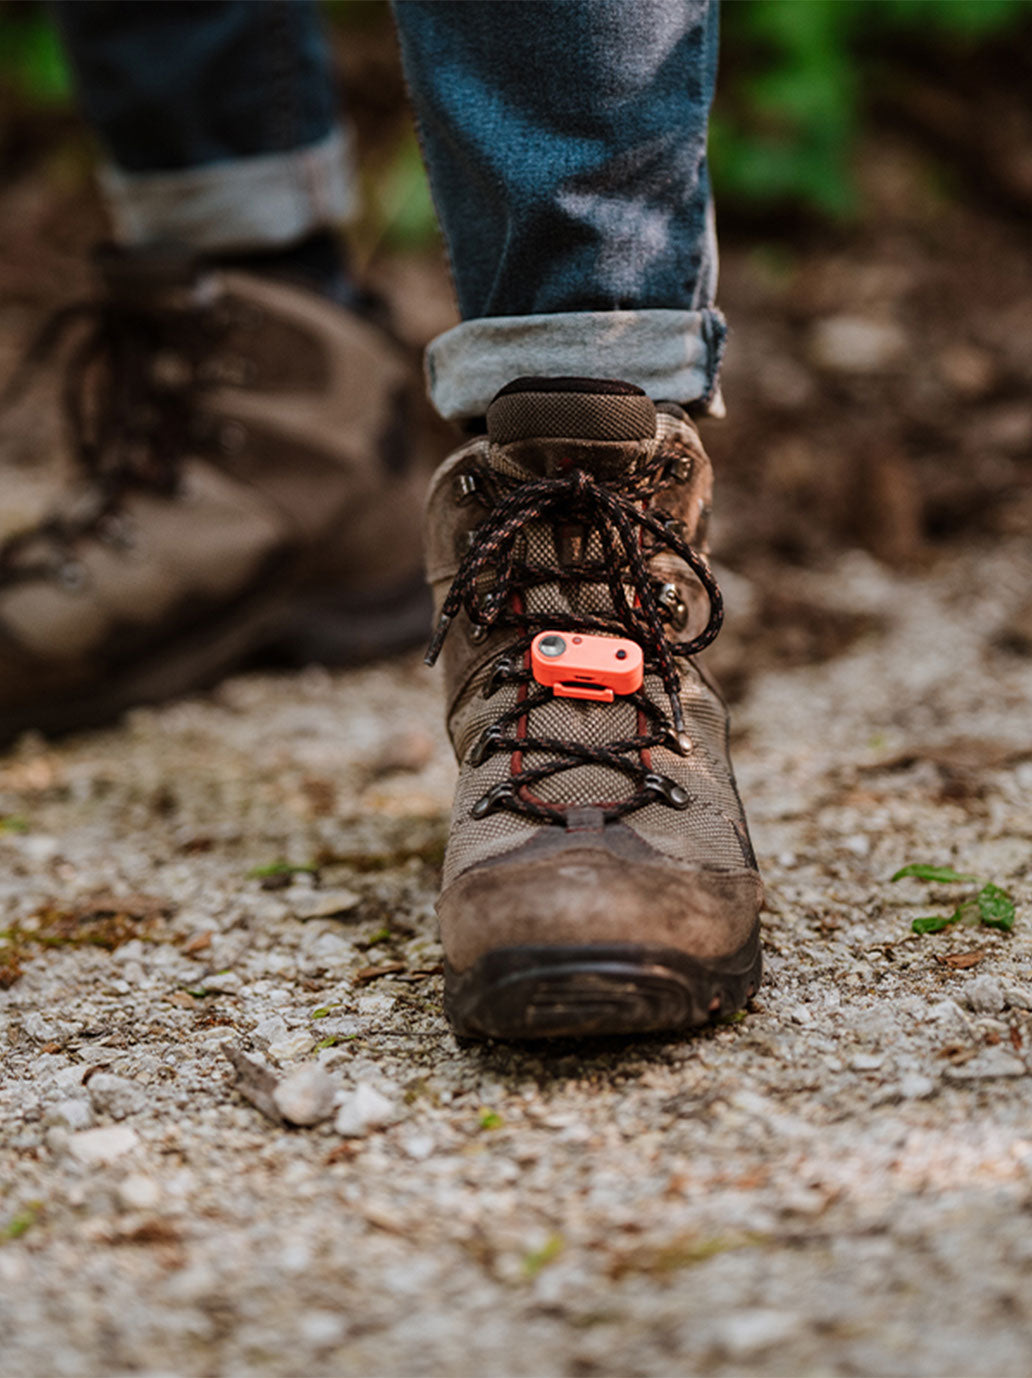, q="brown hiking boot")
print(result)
[424,377,763,1039]
[0,246,433,744]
